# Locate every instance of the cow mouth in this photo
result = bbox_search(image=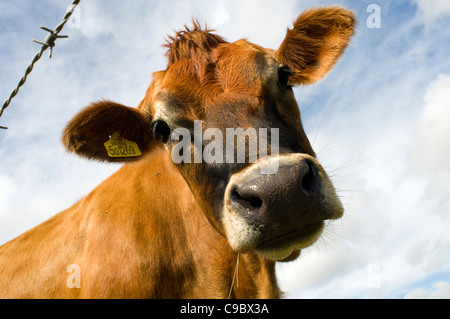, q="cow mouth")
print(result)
[253,222,324,261]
